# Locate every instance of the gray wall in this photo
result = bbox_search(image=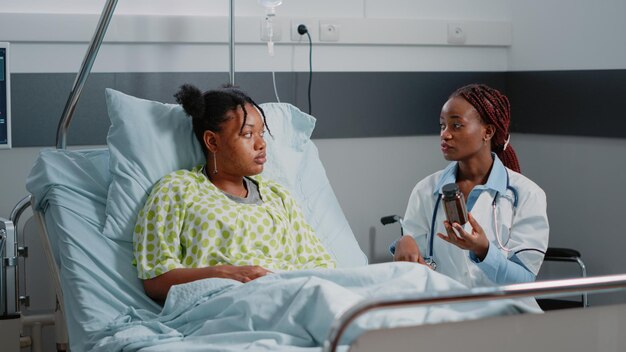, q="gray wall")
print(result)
[11,71,508,147]
[12,70,626,148]
[515,135,626,304]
